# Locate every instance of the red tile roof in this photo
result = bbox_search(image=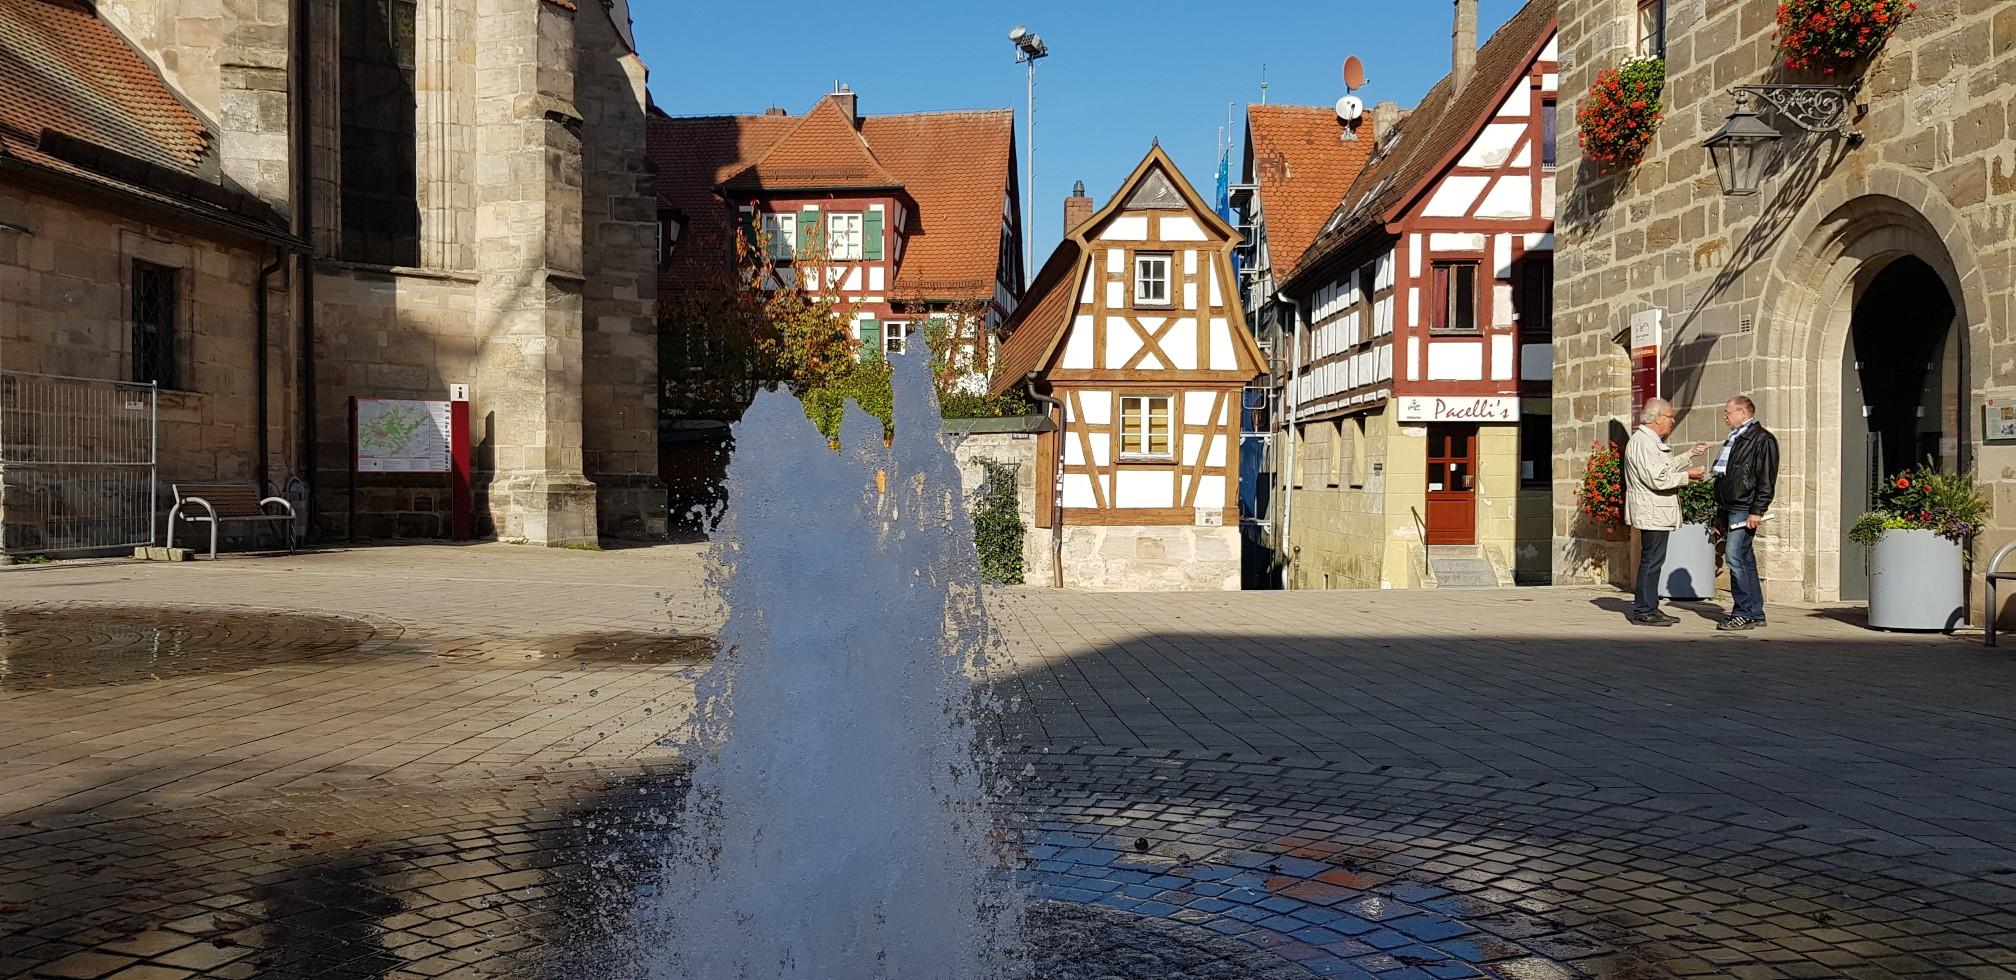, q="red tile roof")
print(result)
[723,96,901,191]
[651,96,1015,302]
[1243,105,1374,276]
[0,0,210,173]
[1284,0,1556,289]
[986,241,1082,396]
